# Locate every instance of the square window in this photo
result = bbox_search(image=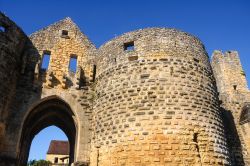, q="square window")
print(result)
[124,41,134,51]
[62,30,68,36]
[69,55,77,73]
